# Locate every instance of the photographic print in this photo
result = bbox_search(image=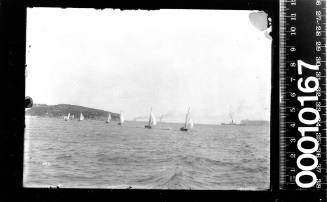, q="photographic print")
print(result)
[24,8,271,190]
